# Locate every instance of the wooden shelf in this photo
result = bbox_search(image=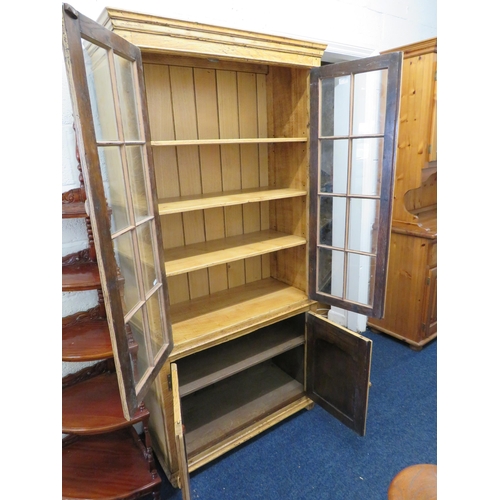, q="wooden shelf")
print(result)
[62,261,101,291]
[165,229,306,277]
[421,162,437,183]
[62,428,161,499]
[187,395,312,473]
[62,372,150,434]
[158,187,307,215]
[416,209,437,234]
[152,137,307,147]
[62,311,113,362]
[177,316,305,396]
[392,206,437,239]
[182,361,304,457]
[170,278,312,359]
